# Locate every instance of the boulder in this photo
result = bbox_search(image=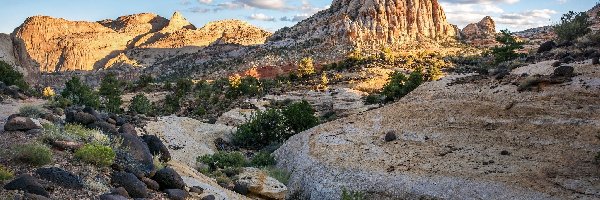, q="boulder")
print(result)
[152,167,185,190]
[35,167,85,189]
[593,57,599,65]
[23,193,51,200]
[236,167,287,200]
[141,177,160,191]
[66,110,97,125]
[3,175,49,197]
[4,116,41,131]
[114,123,155,177]
[110,172,149,198]
[553,66,575,77]
[165,189,189,200]
[384,131,397,142]
[110,187,130,198]
[537,41,556,53]
[99,194,129,200]
[88,121,118,135]
[142,135,171,162]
